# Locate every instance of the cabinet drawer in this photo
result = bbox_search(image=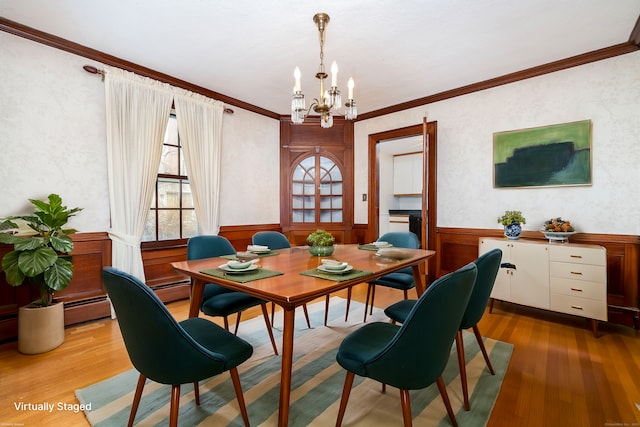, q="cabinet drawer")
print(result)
[550,293,607,321]
[550,277,606,301]
[549,245,605,265]
[550,261,606,283]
